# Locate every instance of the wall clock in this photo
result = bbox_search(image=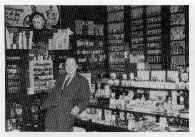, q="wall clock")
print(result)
[32,13,46,30]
